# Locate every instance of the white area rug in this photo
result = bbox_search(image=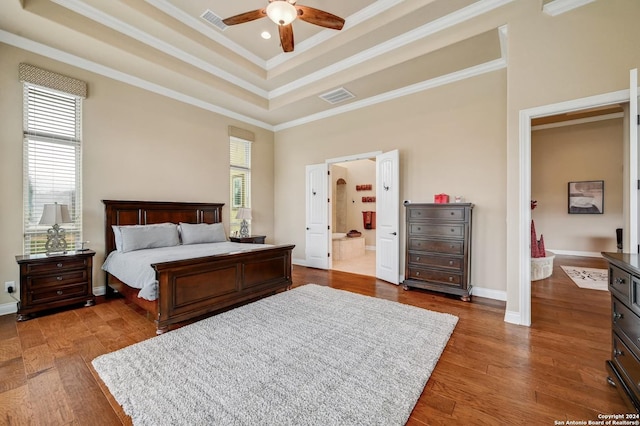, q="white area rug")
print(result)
[92,284,458,426]
[560,265,608,291]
